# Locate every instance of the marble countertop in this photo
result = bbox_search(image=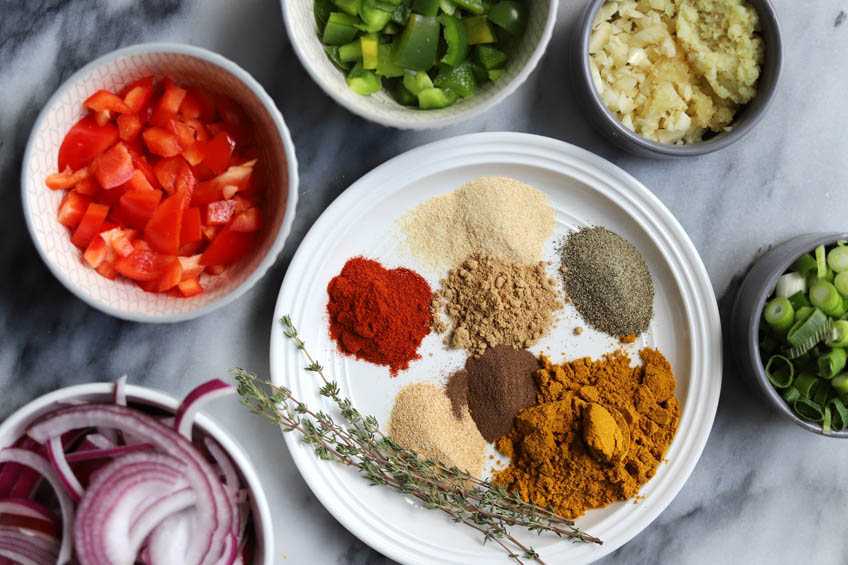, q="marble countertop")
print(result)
[2,1,847,563]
